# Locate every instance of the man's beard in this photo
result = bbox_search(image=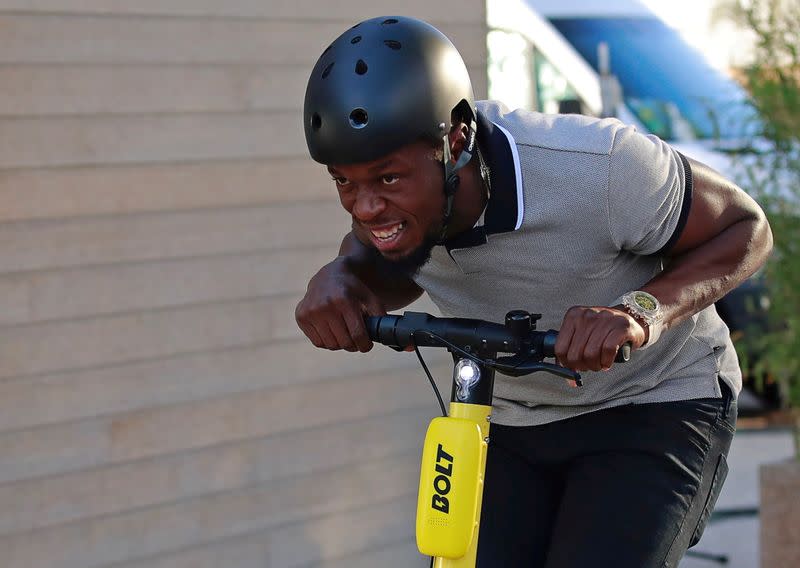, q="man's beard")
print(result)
[370,223,441,279]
